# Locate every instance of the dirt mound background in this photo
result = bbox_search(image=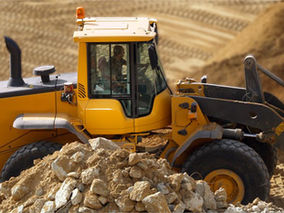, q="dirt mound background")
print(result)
[0,0,278,85]
[195,2,284,100]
